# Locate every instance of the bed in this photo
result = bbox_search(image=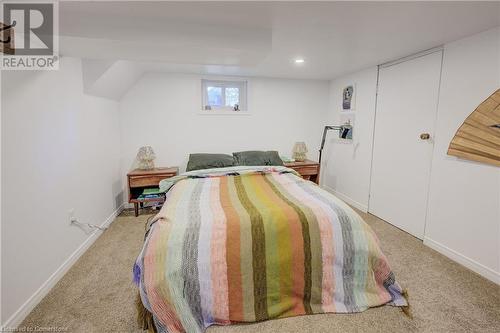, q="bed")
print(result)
[133,165,408,333]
